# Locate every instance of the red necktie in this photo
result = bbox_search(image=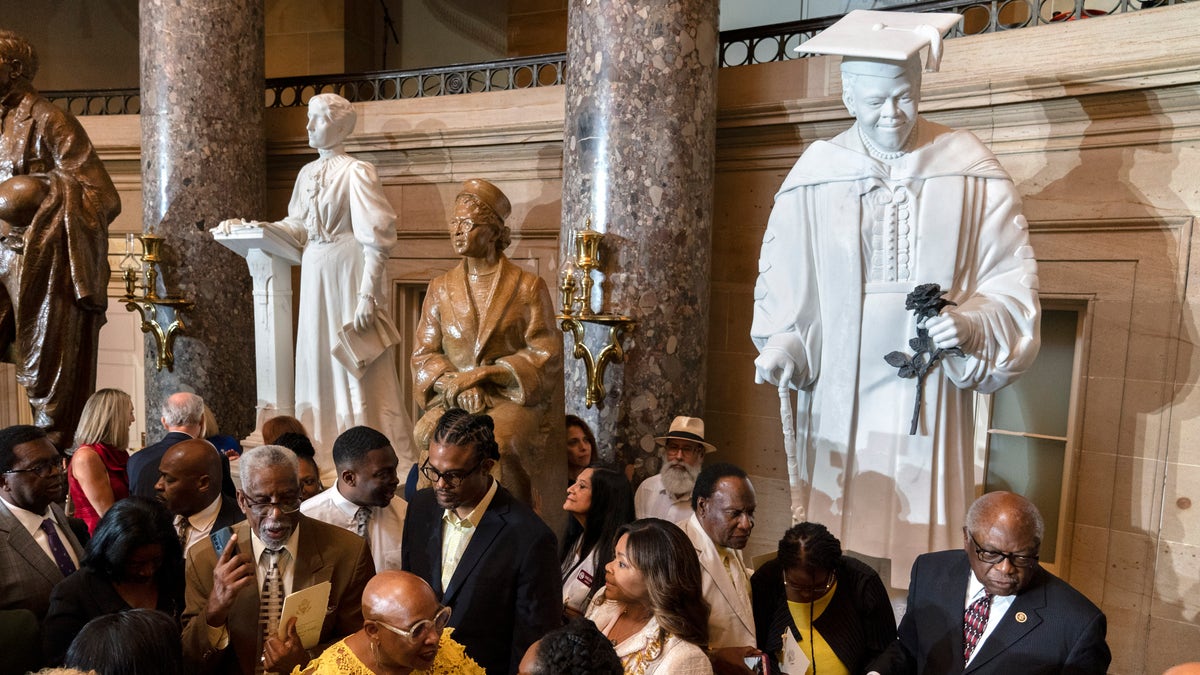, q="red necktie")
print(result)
[963,592,992,663]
